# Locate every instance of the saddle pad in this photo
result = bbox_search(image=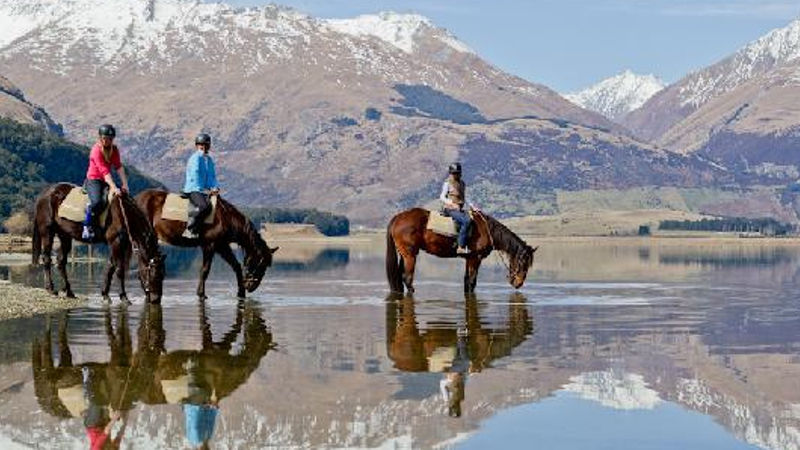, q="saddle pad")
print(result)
[58,187,110,224]
[161,193,217,224]
[57,386,88,418]
[428,346,457,373]
[161,375,190,404]
[427,210,458,237]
